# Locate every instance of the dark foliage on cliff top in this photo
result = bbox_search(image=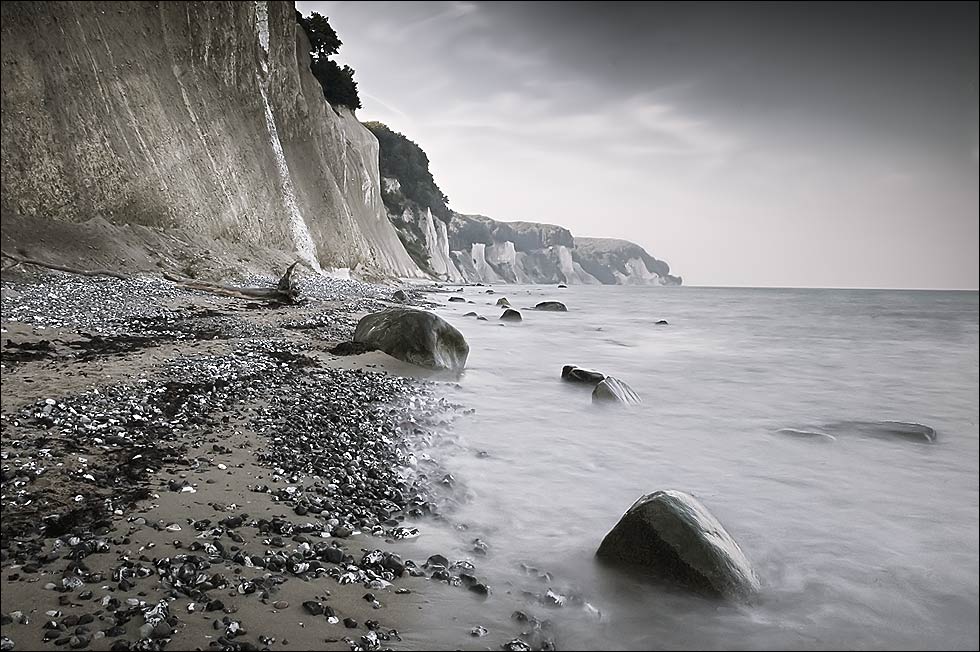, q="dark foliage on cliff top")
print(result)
[364,122,451,222]
[296,11,361,110]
